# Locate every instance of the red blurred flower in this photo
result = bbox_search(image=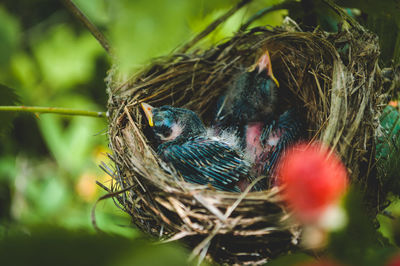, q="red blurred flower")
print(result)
[276,142,348,224]
[387,253,400,266]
